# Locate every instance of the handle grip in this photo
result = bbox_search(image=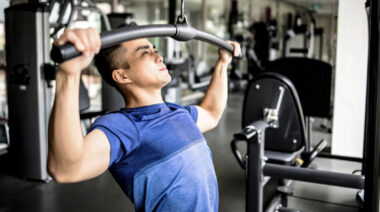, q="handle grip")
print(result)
[231,139,246,169]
